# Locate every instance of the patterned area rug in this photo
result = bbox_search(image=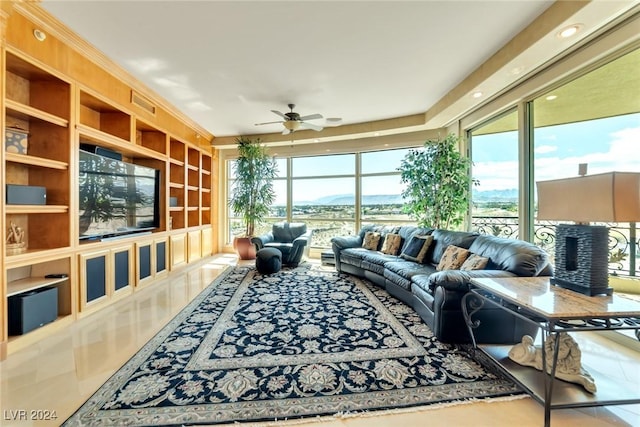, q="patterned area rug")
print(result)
[64,265,521,426]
